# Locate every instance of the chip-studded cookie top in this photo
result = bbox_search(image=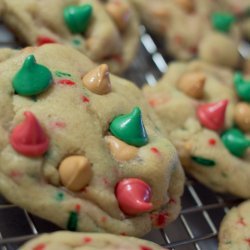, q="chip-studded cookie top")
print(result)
[0,44,184,236]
